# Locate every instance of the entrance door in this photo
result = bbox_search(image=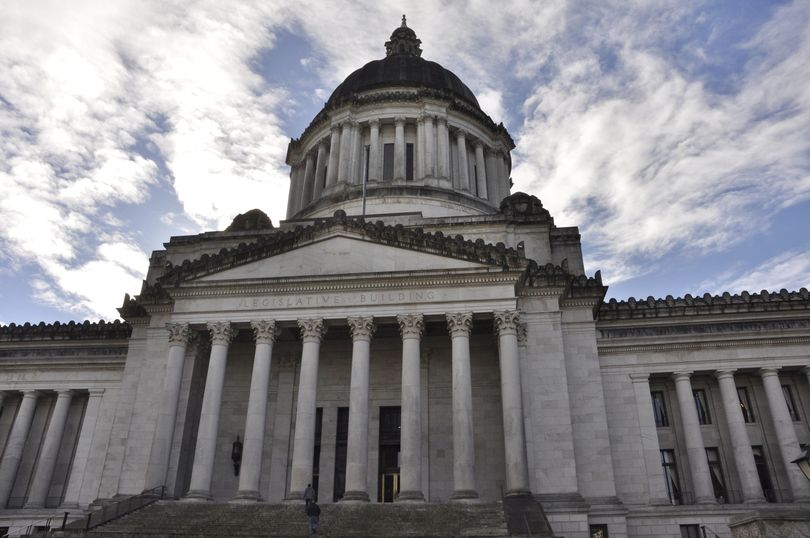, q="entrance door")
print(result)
[378,406,401,503]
